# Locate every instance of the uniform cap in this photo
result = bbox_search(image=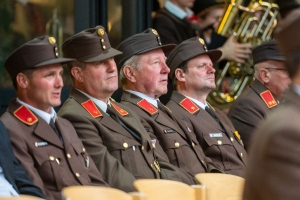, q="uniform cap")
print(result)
[166,37,222,79]
[114,28,176,69]
[252,40,285,65]
[62,25,122,62]
[5,35,74,80]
